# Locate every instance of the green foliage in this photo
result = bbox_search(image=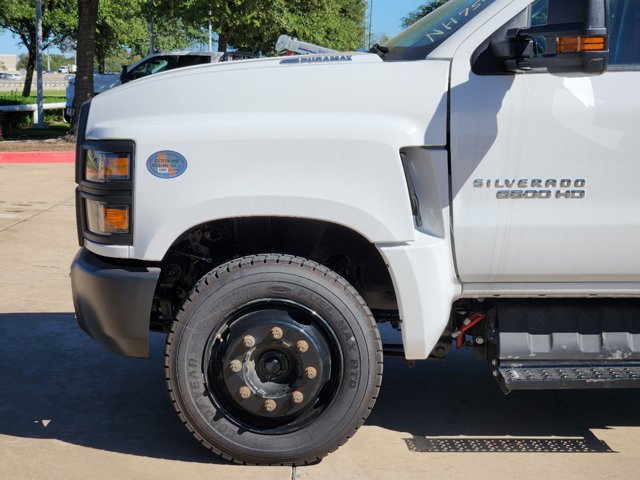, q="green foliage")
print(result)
[0,0,76,95]
[0,95,66,129]
[1,122,69,139]
[17,53,29,70]
[0,95,67,105]
[370,32,390,47]
[93,0,205,72]
[400,0,450,29]
[174,0,366,53]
